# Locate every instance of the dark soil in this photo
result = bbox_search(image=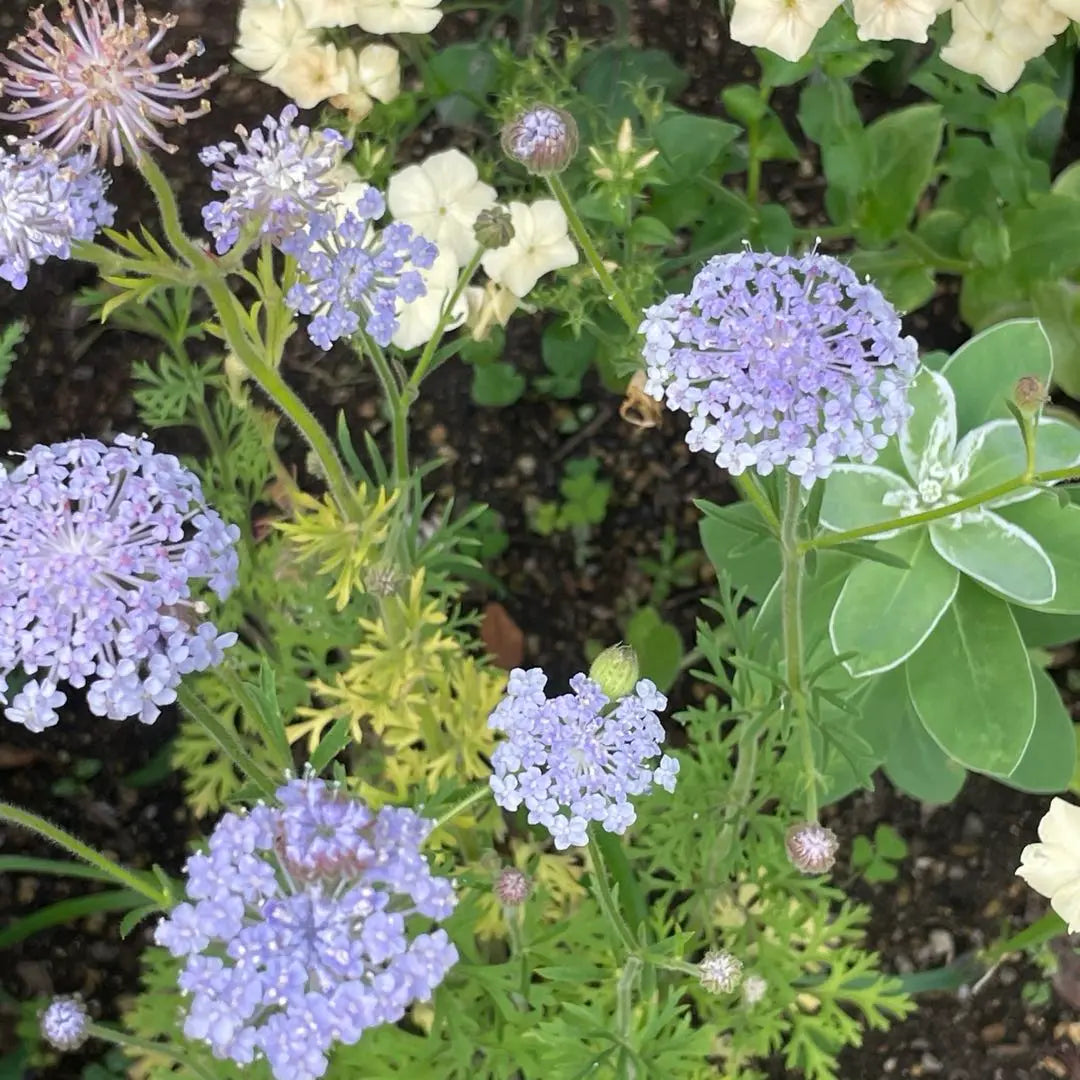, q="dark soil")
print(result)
[0,1,1077,1078]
